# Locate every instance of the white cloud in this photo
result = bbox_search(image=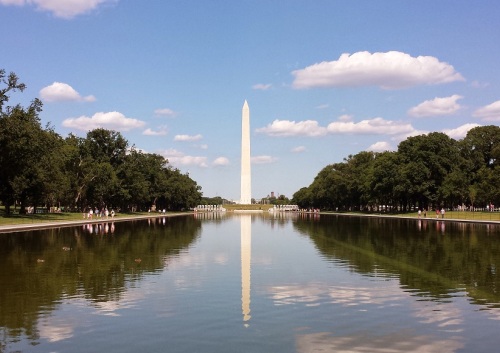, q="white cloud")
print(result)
[366,141,393,152]
[154,108,177,117]
[0,0,24,5]
[252,83,272,90]
[258,116,416,138]
[62,111,145,132]
[408,95,463,117]
[174,134,203,142]
[327,117,415,135]
[473,100,500,121]
[315,104,329,109]
[470,80,489,88]
[393,128,430,142]
[212,157,229,166]
[40,82,95,102]
[251,155,278,164]
[442,123,481,140]
[159,148,208,168]
[0,0,116,19]
[338,114,353,121]
[292,51,465,89]
[291,146,306,153]
[142,127,167,136]
[256,119,327,137]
